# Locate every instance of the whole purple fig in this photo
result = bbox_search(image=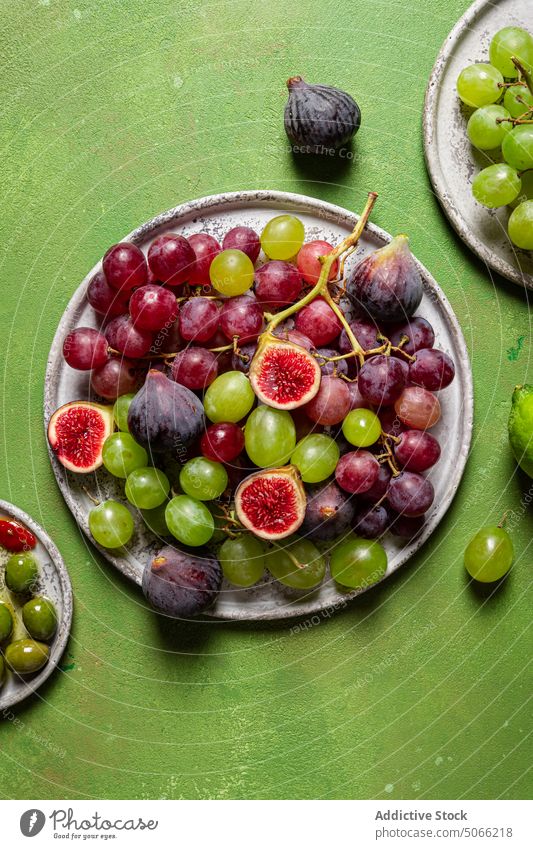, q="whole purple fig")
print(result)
[284,76,361,154]
[128,369,204,454]
[143,544,222,617]
[347,235,423,322]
